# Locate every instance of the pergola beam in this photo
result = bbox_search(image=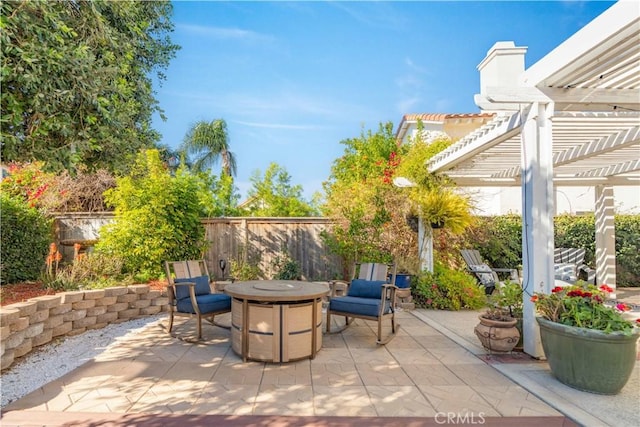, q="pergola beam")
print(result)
[553,125,640,165]
[428,113,521,172]
[538,88,640,110]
